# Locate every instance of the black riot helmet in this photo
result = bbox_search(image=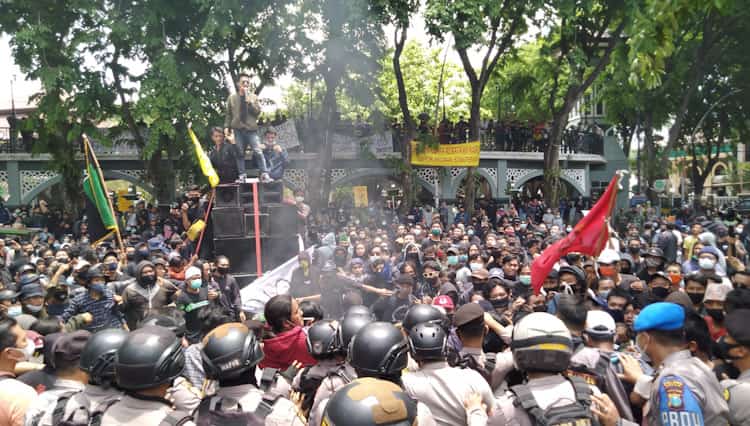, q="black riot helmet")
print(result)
[402,304,448,331]
[323,378,418,426]
[201,323,264,380]
[114,325,185,391]
[335,314,374,354]
[349,322,408,379]
[344,305,375,320]
[306,320,339,359]
[407,322,448,362]
[80,328,129,386]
